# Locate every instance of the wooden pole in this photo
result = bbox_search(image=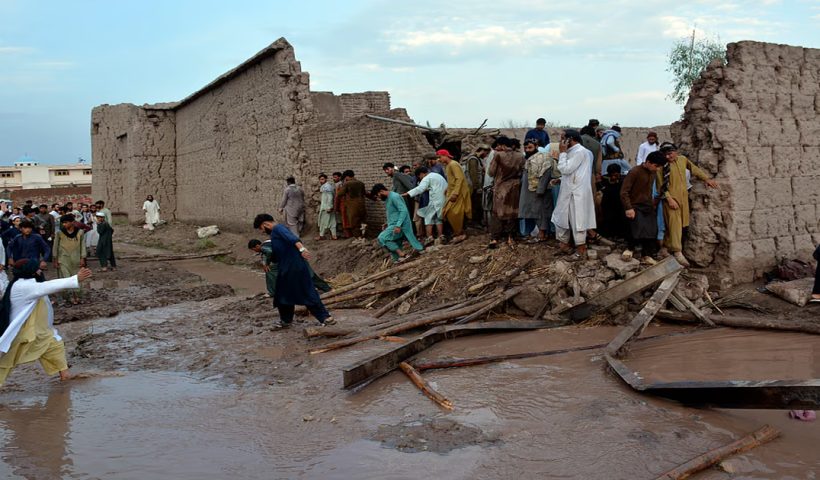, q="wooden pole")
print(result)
[323,281,414,307]
[466,266,523,295]
[310,297,497,354]
[303,326,358,338]
[399,362,454,410]
[669,290,715,326]
[657,310,820,335]
[320,259,422,300]
[373,273,437,318]
[655,425,780,480]
[118,250,233,261]
[454,285,525,325]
